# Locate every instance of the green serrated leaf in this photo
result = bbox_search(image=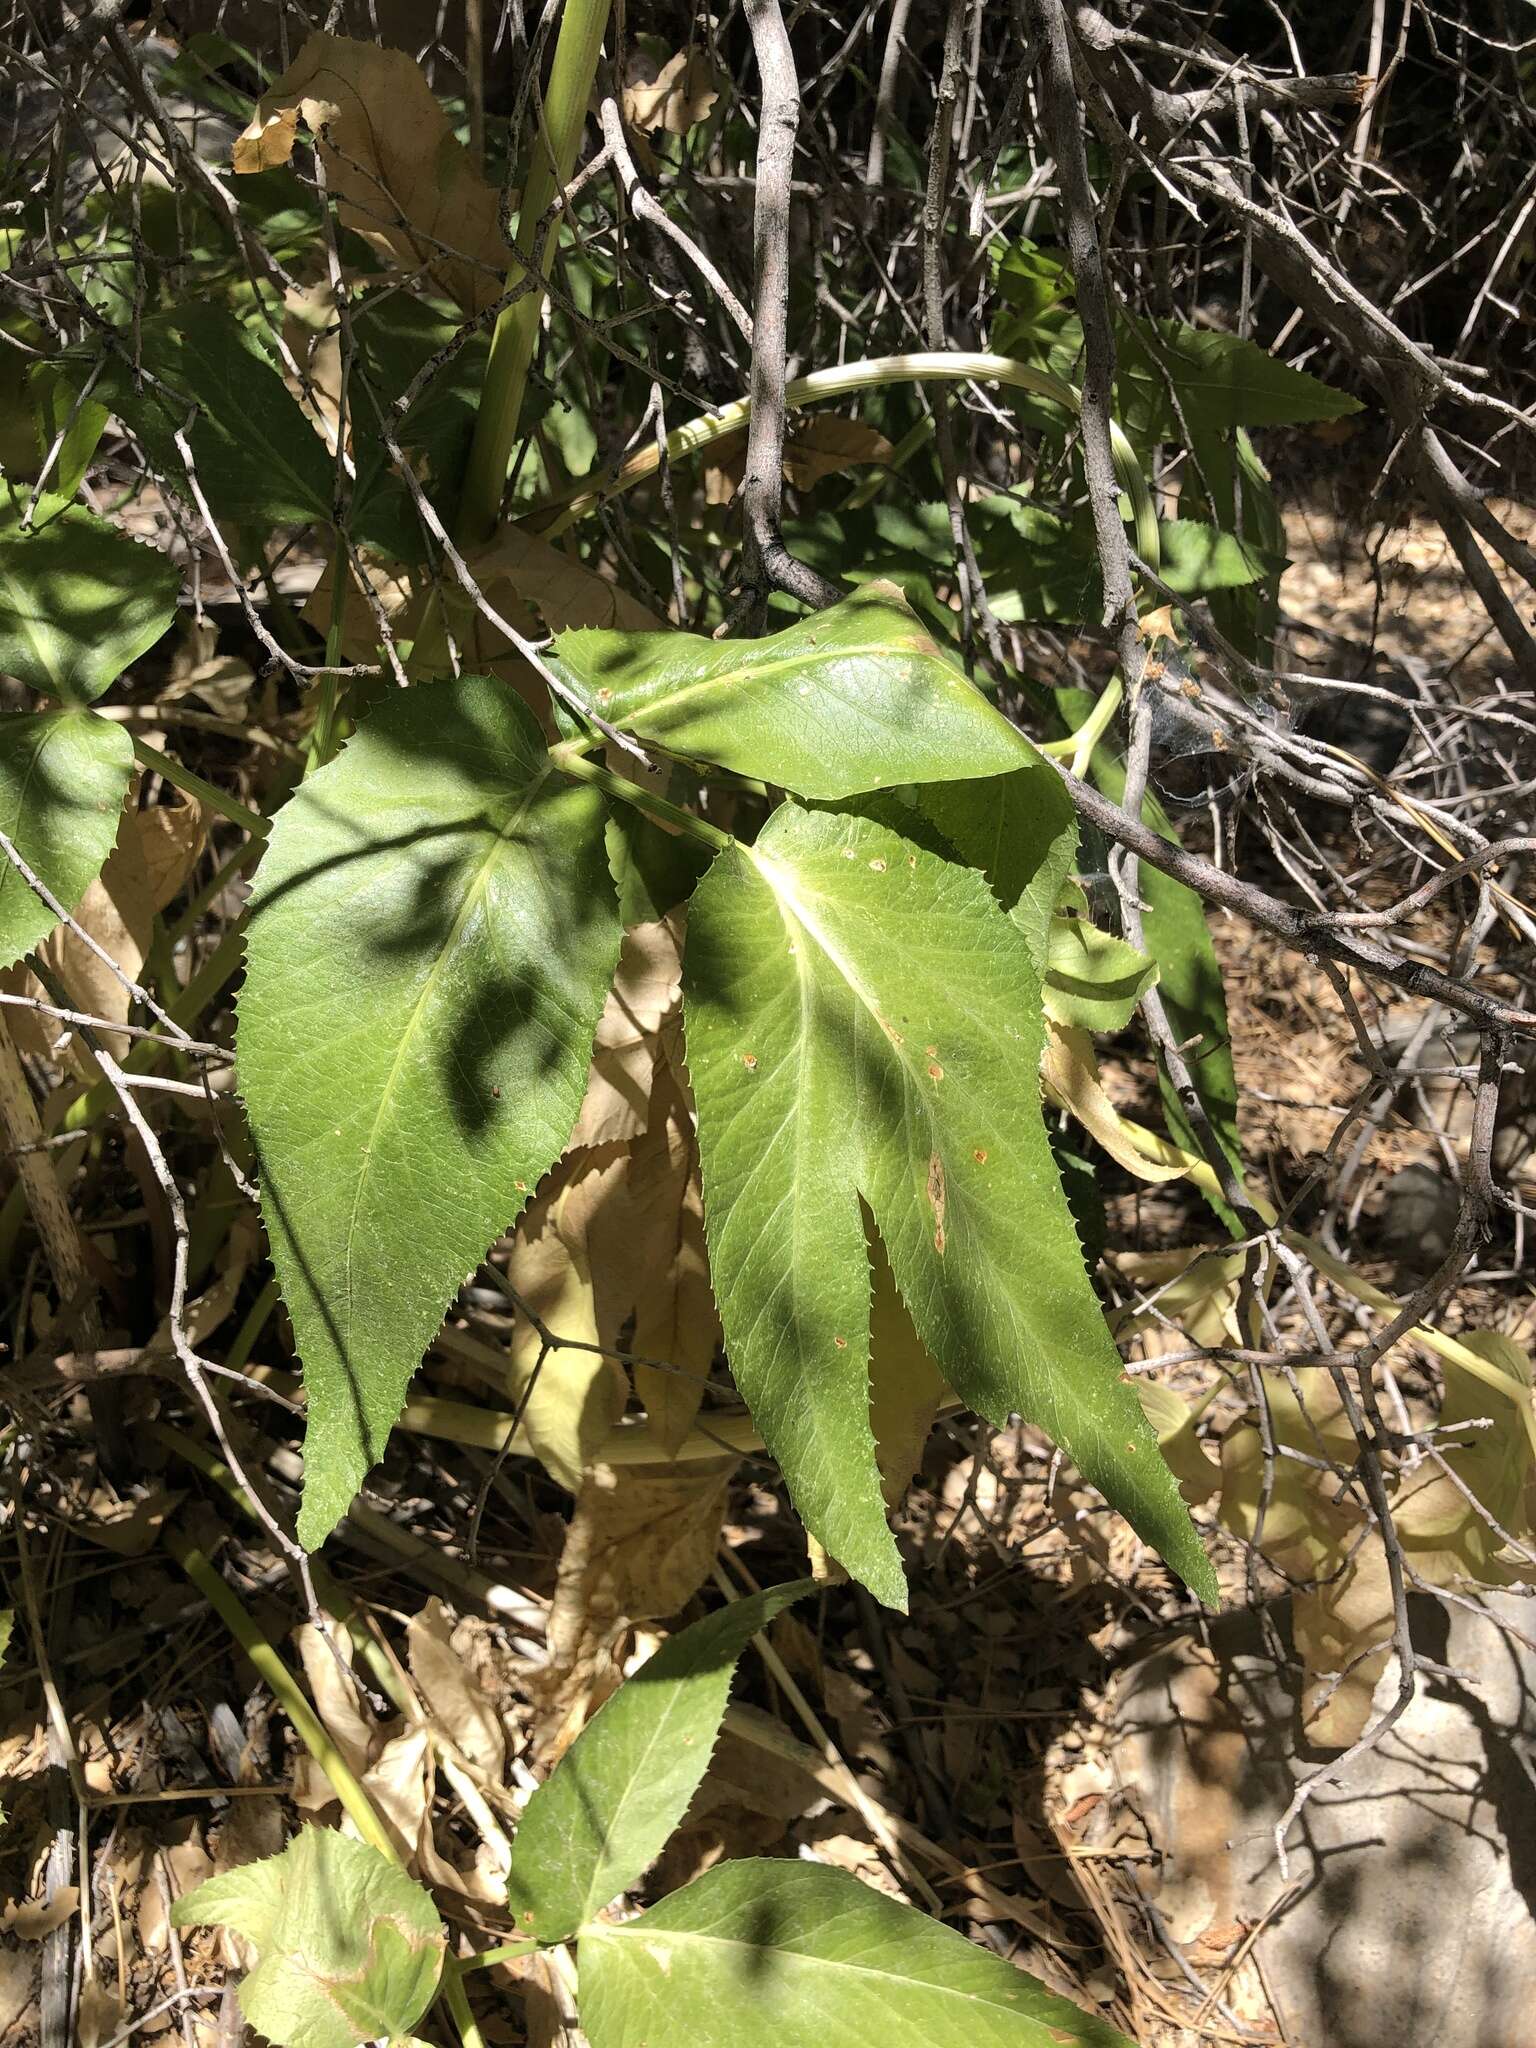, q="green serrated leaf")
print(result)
[1044,913,1157,1033]
[238,676,620,1548]
[552,583,1037,800]
[0,495,179,706]
[0,710,134,969]
[1117,318,1362,438]
[1156,517,1285,595]
[90,304,334,528]
[171,1827,445,2048]
[578,1859,1132,2048]
[505,1581,814,1944]
[913,762,1078,973]
[684,805,1215,1608]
